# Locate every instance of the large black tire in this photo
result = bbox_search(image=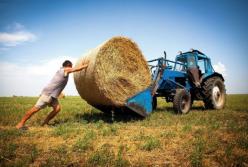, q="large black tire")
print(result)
[202,77,226,109]
[152,96,157,110]
[173,89,191,114]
